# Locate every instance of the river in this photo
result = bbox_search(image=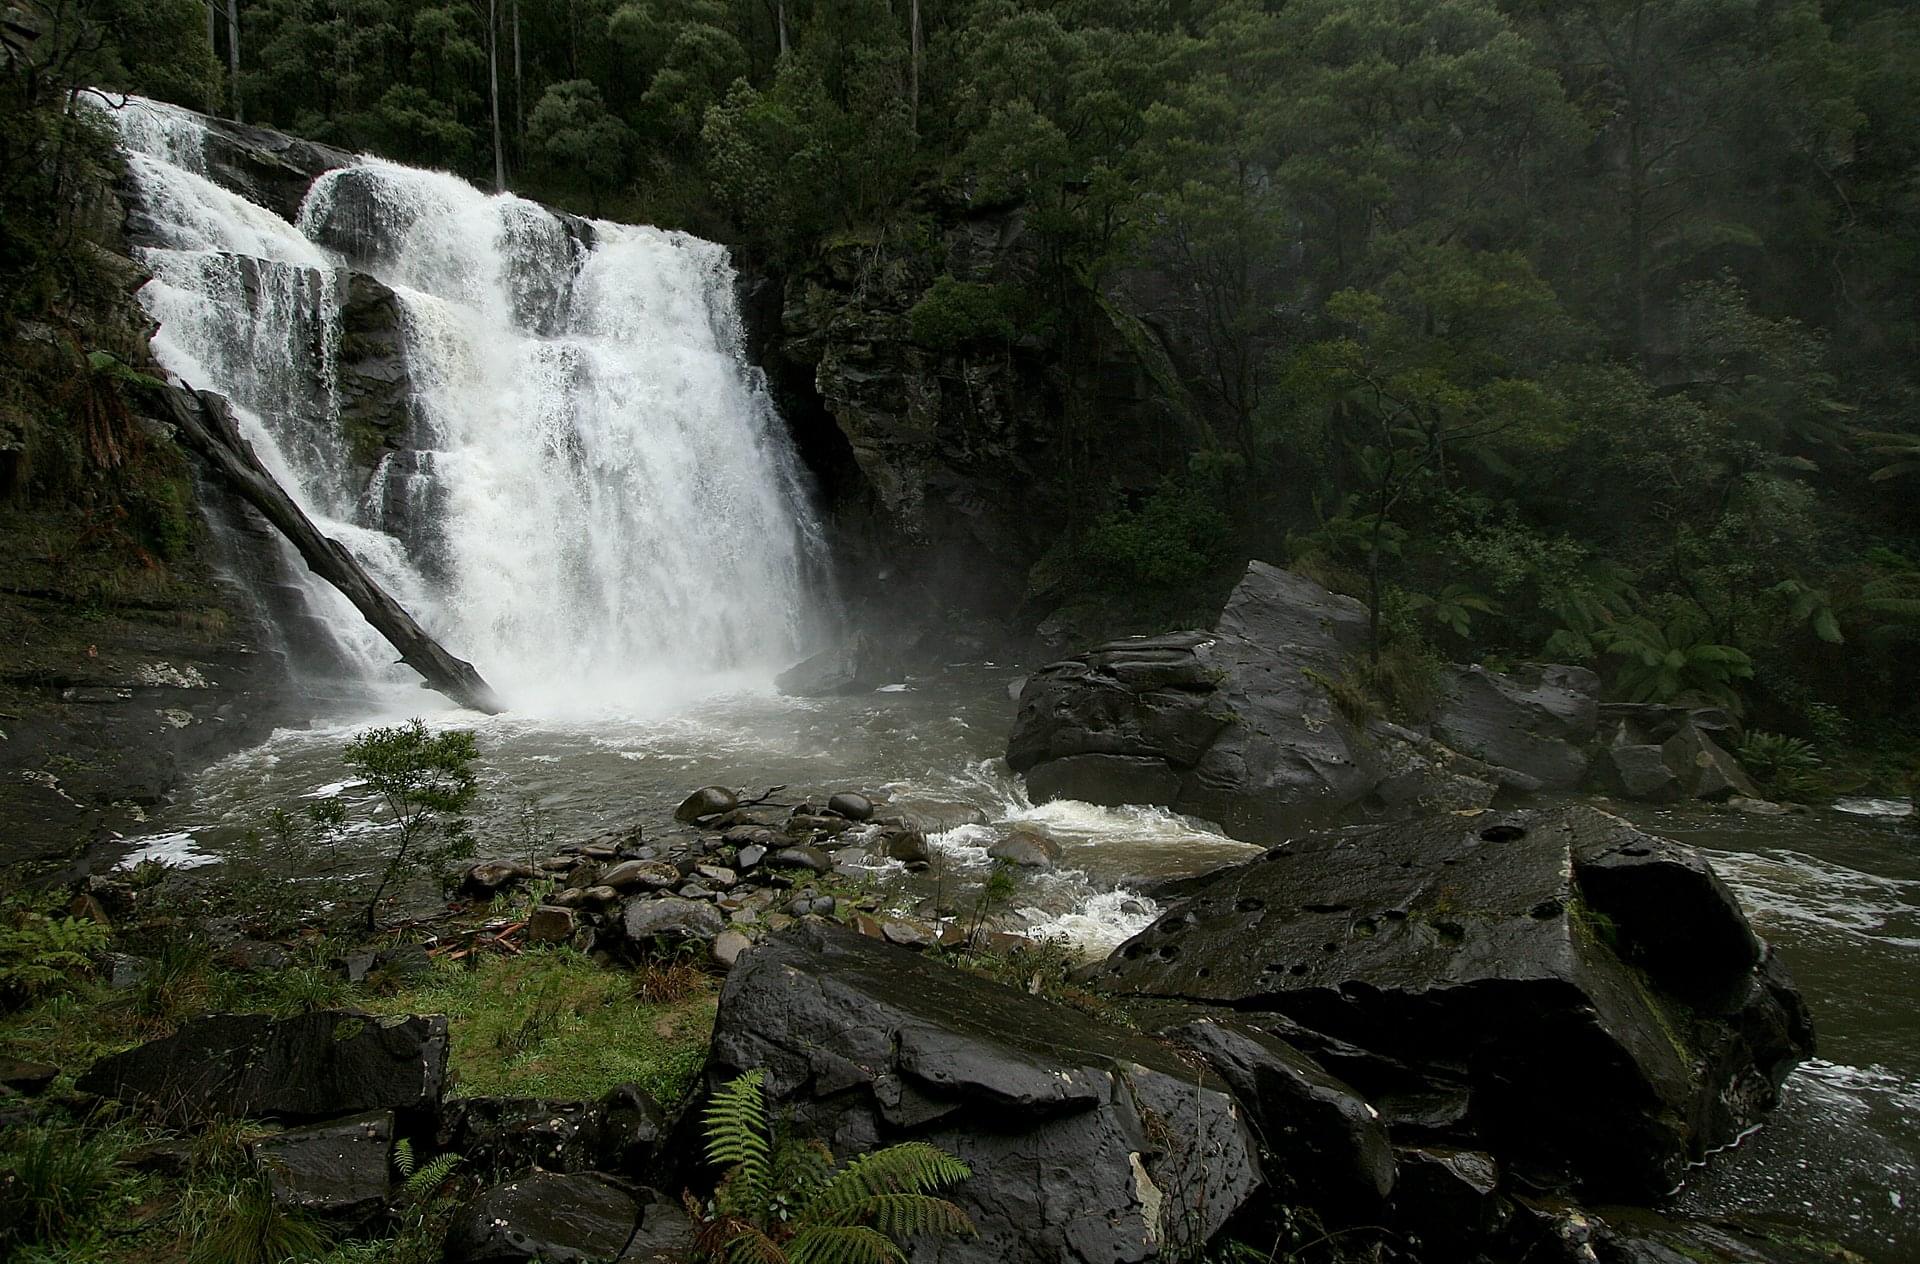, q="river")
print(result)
[118,666,1918,1262]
